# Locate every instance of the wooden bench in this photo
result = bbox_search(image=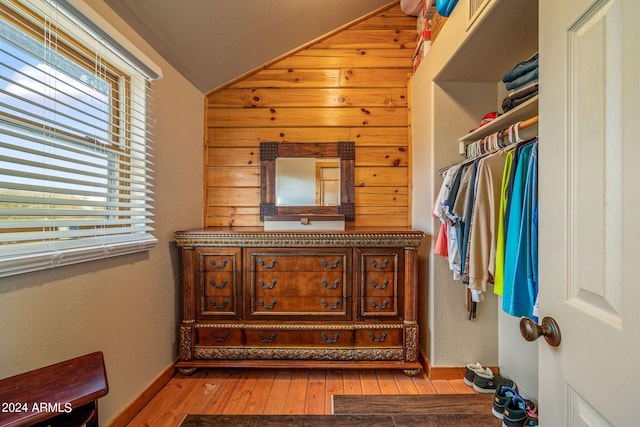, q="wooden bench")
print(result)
[0,352,108,427]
